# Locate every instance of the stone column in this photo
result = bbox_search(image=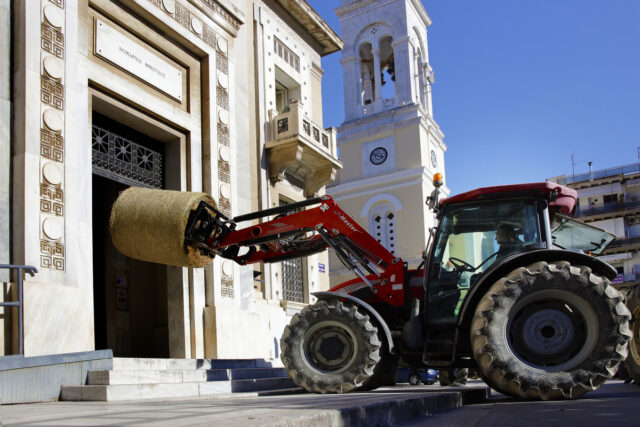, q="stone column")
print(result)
[392,39,412,104]
[340,55,360,120]
[372,49,383,111]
